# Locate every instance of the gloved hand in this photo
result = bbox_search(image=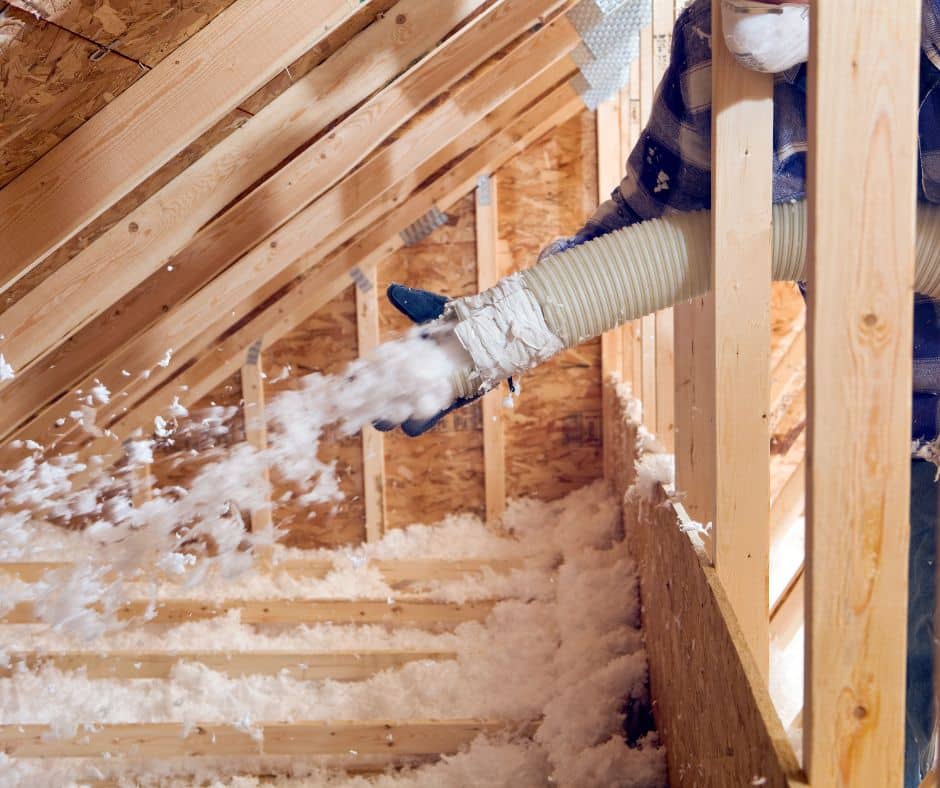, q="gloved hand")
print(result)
[373,284,486,437]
